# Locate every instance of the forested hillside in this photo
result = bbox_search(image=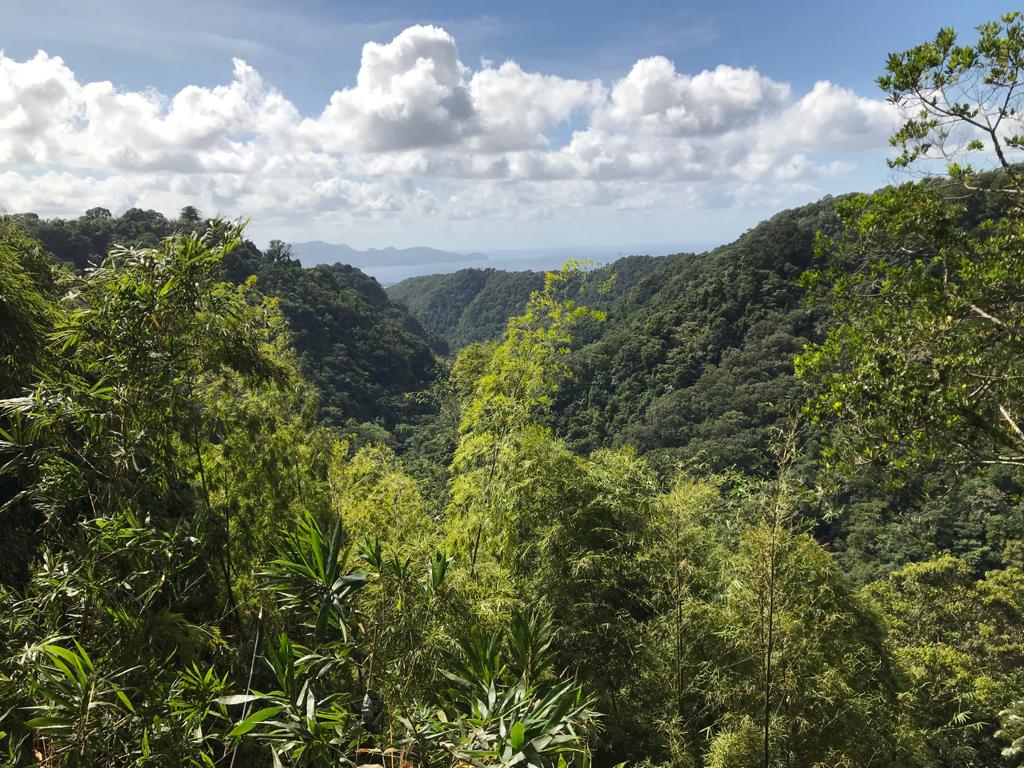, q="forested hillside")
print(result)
[554,198,837,470]
[4,13,1024,768]
[388,202,833,472]
[387,255,676,351]
[13,208,439,428]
